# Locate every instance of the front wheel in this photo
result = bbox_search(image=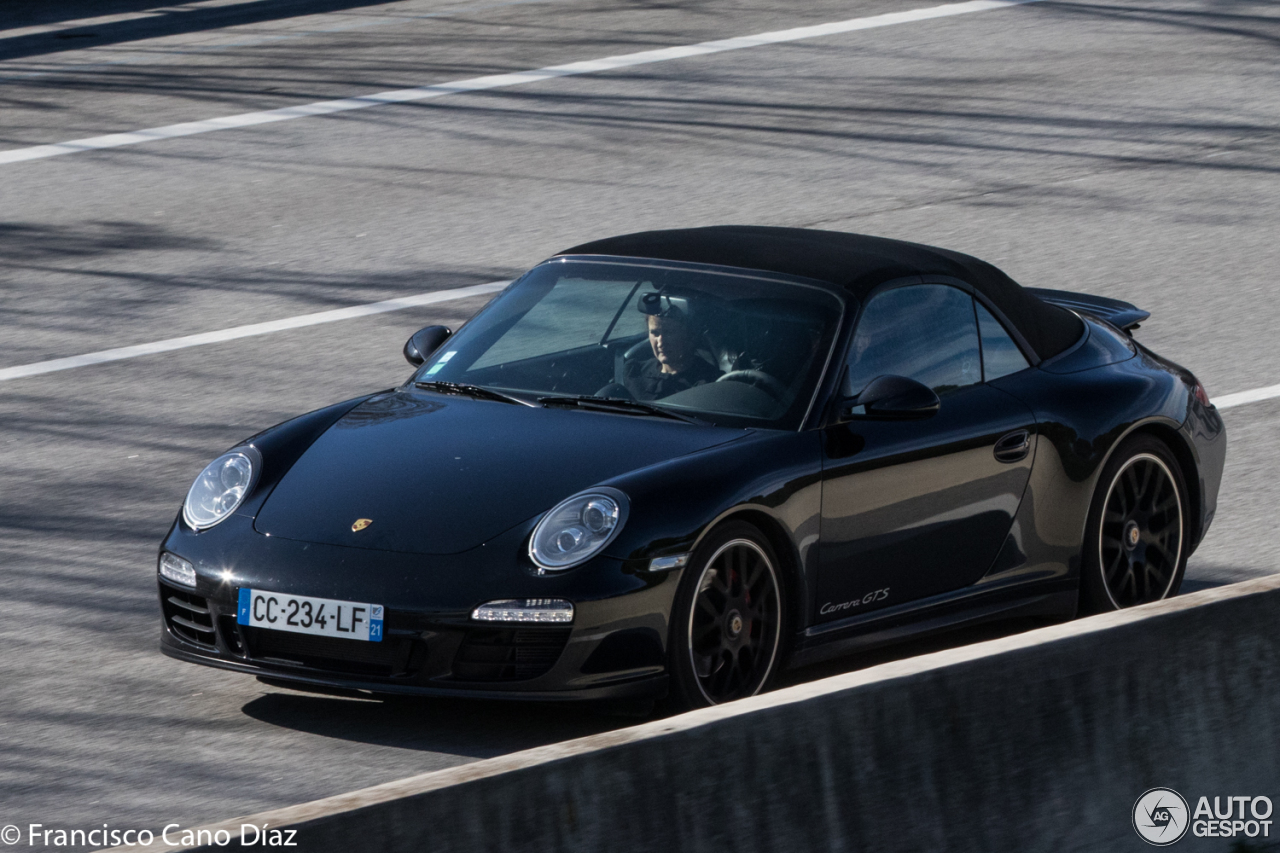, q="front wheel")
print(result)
[1080,434,1189,613]
[667,521,786,710]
